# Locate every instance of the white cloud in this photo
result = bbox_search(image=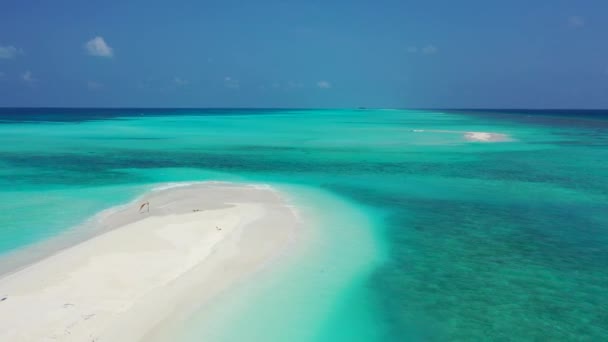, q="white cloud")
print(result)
[269,81,305,90]
[317,80,331,89]
[421,45,438,55]
[0,45,22,59]
[287,81,303,88]
[568,16,585,28]
[87,80,103,90]
[21,70,36,83]
[407,45,438,55]
[224,76,240,89]
[173,77,189,86]
[85,36,113,57]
